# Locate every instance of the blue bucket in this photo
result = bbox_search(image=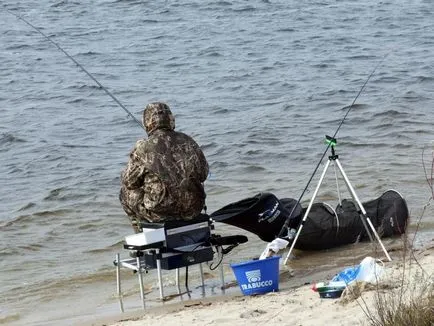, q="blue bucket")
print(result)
[230,256,280,296]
